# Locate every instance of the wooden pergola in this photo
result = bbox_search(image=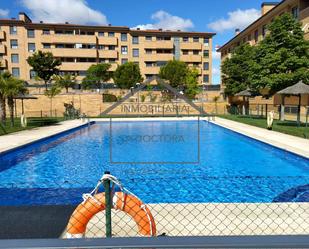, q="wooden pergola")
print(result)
[235,89,253,115]
[276,81,309,124]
